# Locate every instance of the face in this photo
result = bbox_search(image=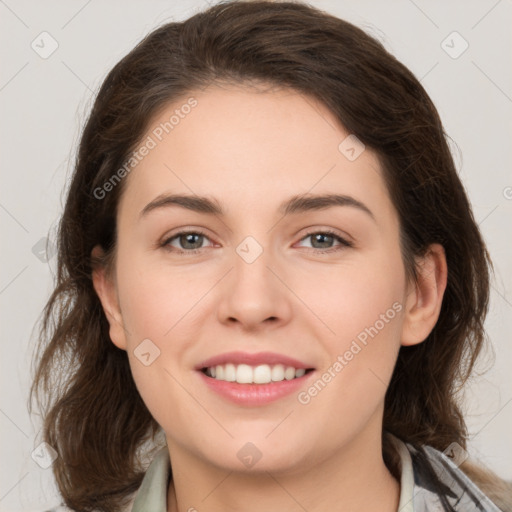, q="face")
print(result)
[94,84,424,475]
